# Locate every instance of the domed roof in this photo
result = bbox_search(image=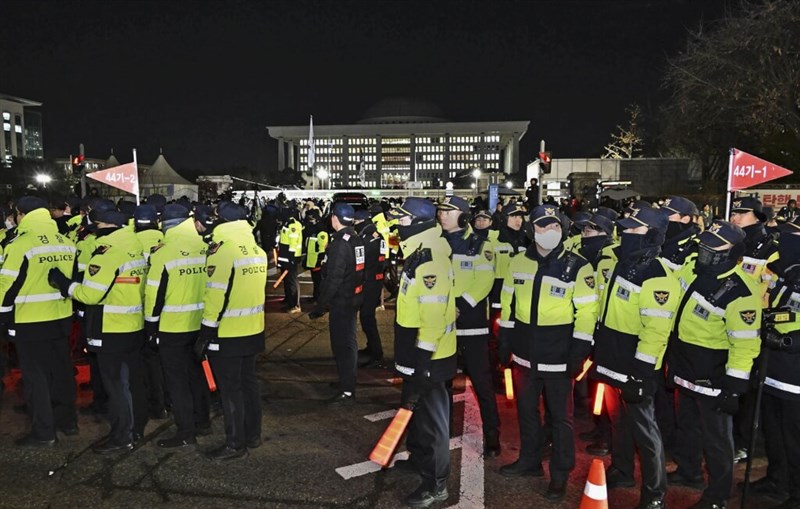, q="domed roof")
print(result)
[359,98,448,124]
